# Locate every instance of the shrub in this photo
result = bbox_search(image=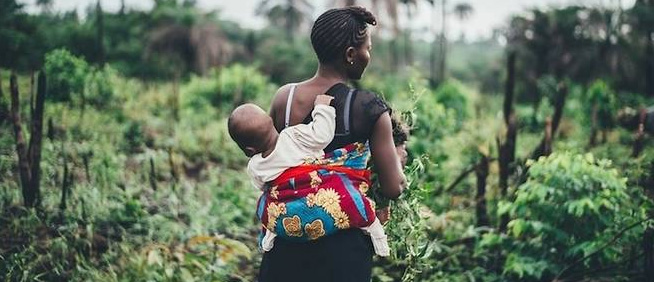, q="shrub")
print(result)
[84,65,117,108]
[182,64,276,113]
[434,81,470,124]
[585,80,617,130]
[44,48,89,102]
[493,152,648,281]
